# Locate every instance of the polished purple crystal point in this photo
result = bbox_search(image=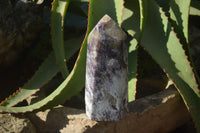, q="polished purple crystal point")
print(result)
[85,14,128,121]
